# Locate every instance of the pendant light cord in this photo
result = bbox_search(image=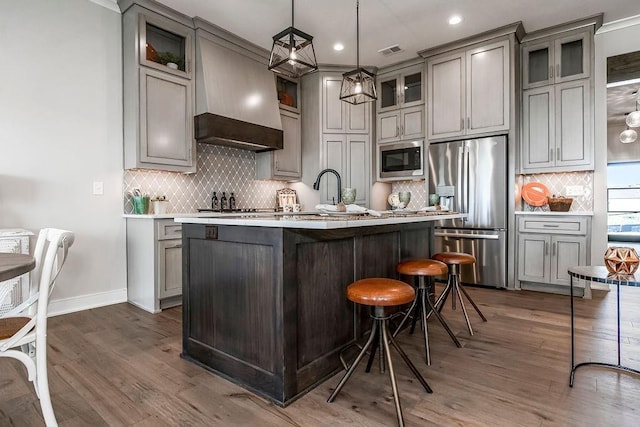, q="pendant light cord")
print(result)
[291,0,294,28]
[356,0,360,69]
